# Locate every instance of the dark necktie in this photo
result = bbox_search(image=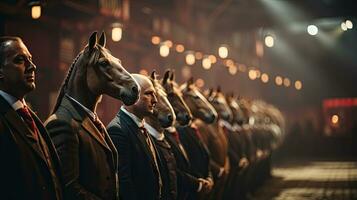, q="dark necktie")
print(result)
[17,106,38,140]
[170,130,180,143]
[139,127,163,197]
